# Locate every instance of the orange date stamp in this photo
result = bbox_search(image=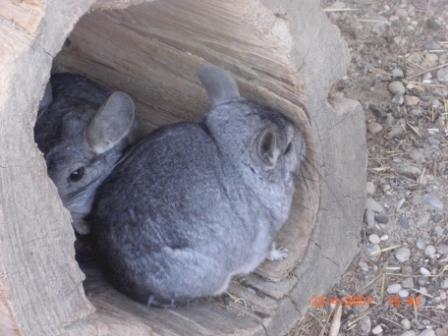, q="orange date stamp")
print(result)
[310,295,422,308]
